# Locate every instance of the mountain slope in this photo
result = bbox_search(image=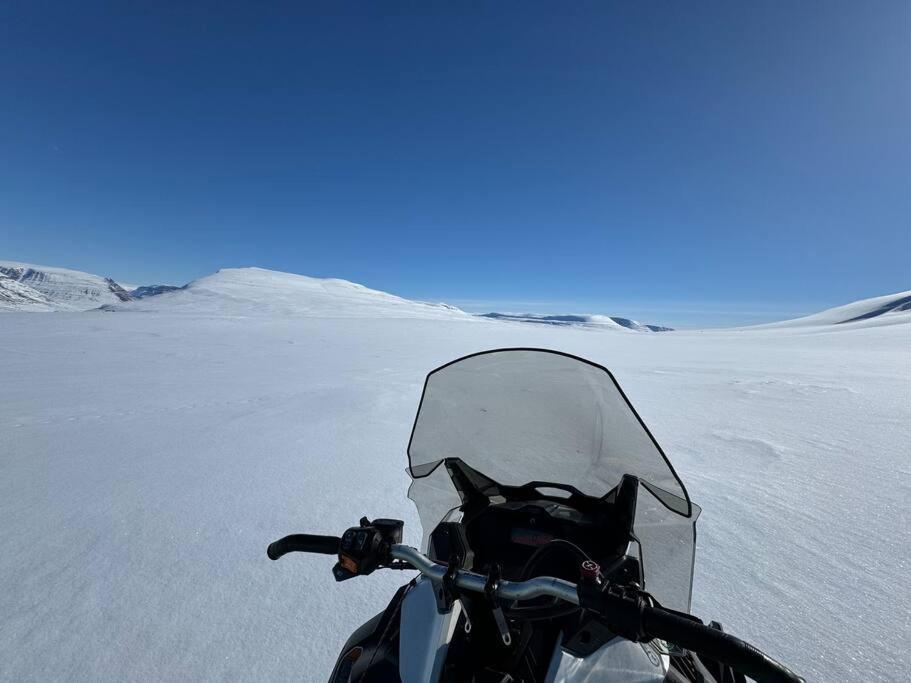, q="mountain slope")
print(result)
[0,272,56,311]
[751,290,911,329]
[0,261,133,311]
[131,284,182,298]
[110,267,470,320]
